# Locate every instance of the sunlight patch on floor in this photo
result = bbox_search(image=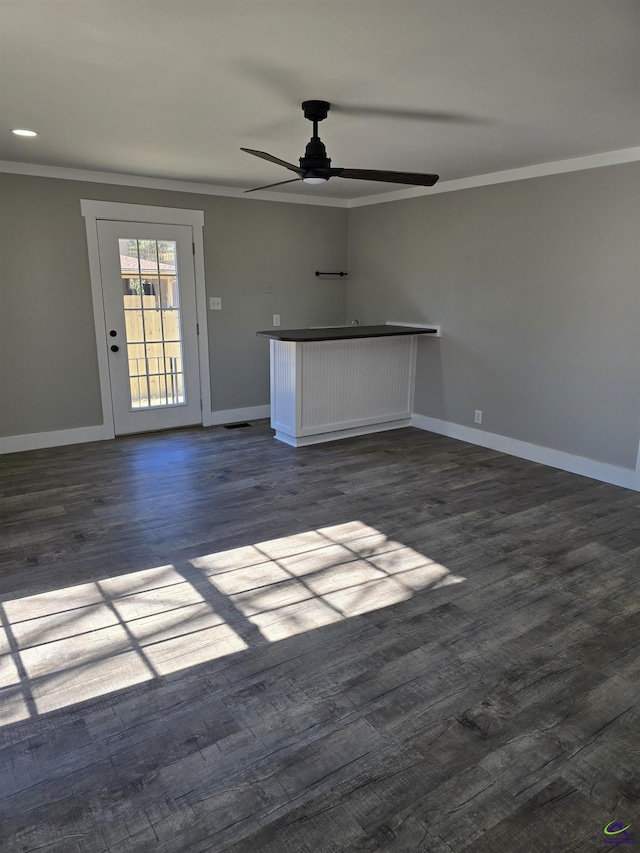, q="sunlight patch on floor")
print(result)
[0,521,464,724]
[193,521,465,642]
[0,564,247,719]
